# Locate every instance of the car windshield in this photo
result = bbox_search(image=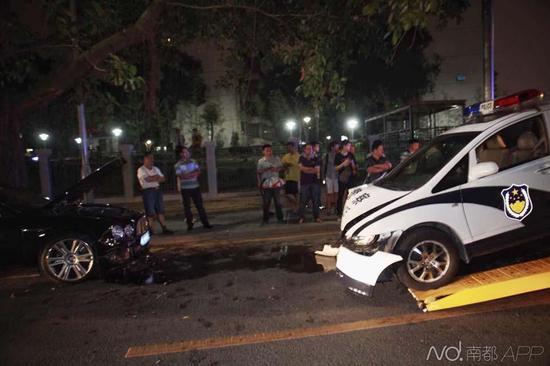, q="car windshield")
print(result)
[375,132,479,191]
